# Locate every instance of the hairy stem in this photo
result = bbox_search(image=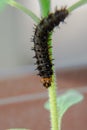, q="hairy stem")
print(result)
[47,34,58,130]
[48,74,58,130]
[38,0,58,129]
